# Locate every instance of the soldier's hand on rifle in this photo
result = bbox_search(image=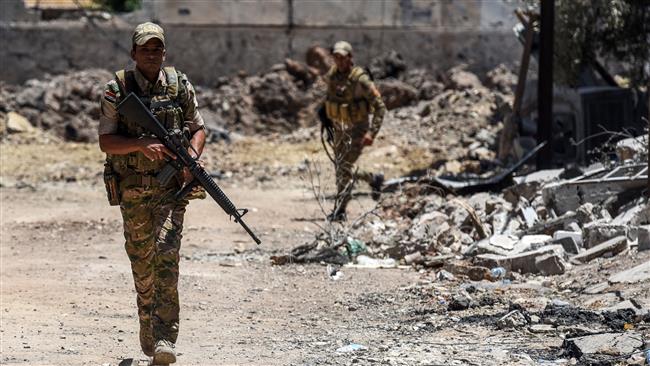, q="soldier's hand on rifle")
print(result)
[138,137,176,161]
[181,158,204,185]
[361,132,374,146]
